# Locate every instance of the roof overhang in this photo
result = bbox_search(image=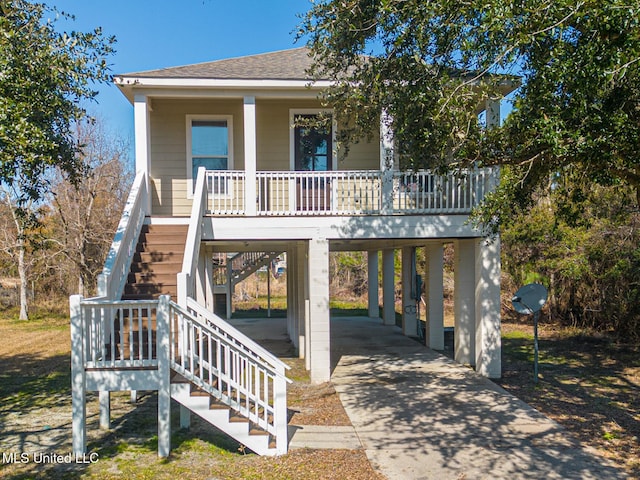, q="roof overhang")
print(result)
[114,76,332,103]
